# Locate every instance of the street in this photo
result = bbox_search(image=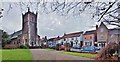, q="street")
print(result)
[30,49,93,60]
